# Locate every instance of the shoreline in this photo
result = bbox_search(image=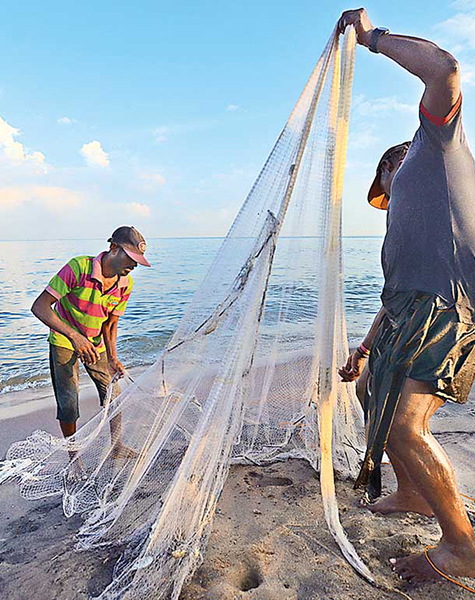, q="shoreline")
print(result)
[0,365,150,422]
